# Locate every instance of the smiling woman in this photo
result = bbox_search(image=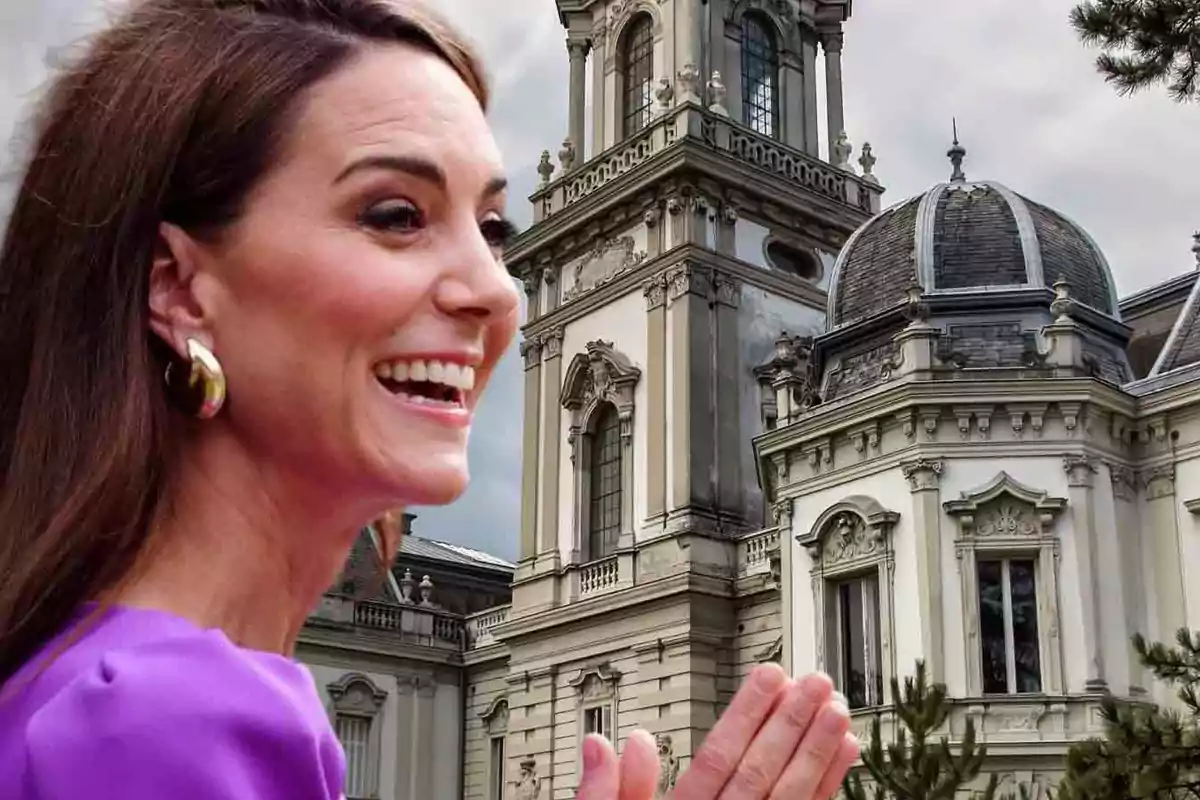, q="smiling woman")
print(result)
[0,1,856,798]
